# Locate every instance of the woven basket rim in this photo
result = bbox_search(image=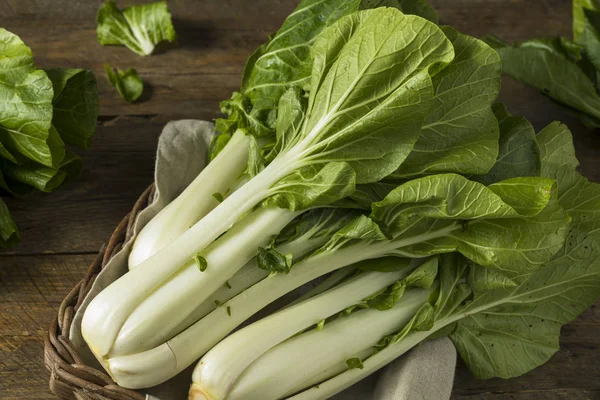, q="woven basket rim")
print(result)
[45,184,155,400]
